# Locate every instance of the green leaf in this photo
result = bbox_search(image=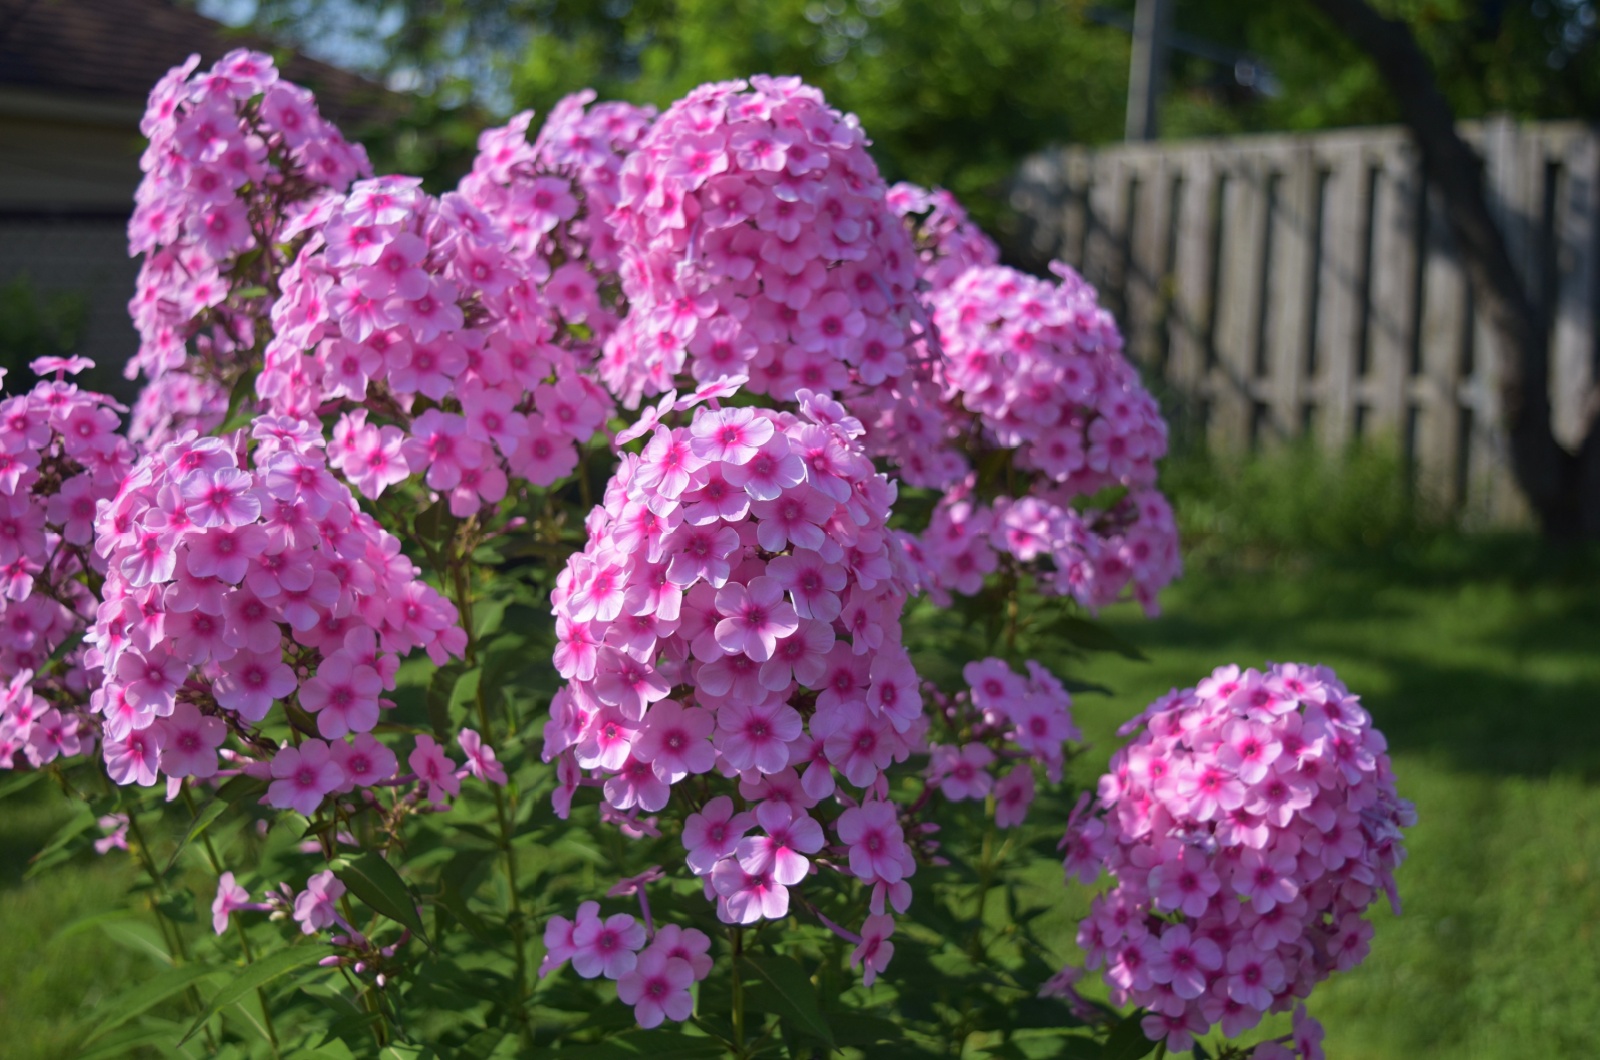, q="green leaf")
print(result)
[216,773,268,807]
[426,662,468,741]
[24,803,95,878]
[164,795,232,873]
[1052,1036,1107,1060]
[554,1030,726,1059]
[829,1012,904,1047]
[153,891,197,924]
[98,916,176,966]
[1048,615,1147,661]
[219,368,261,432]
[337,851,431,947]
[75,1019,191,1060]
[39,627,85,672]
[179,944,335,1045]
[81,962,219,1043]
[0,768,44,802]
[380,1046,439,1060]
[739,954,834,1048]
[1101,1012,1158,1060]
